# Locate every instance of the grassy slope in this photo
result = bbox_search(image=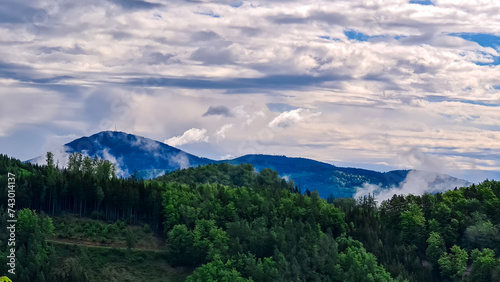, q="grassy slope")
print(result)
[50,242,192,282]
[51,215,164,250]
[48,215,192,281]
